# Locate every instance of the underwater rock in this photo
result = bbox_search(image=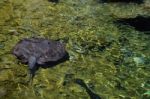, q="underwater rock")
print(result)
[99,0,144,4]
[12,38,69,80]
[133,57,145,65]
[74,78,101,99]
